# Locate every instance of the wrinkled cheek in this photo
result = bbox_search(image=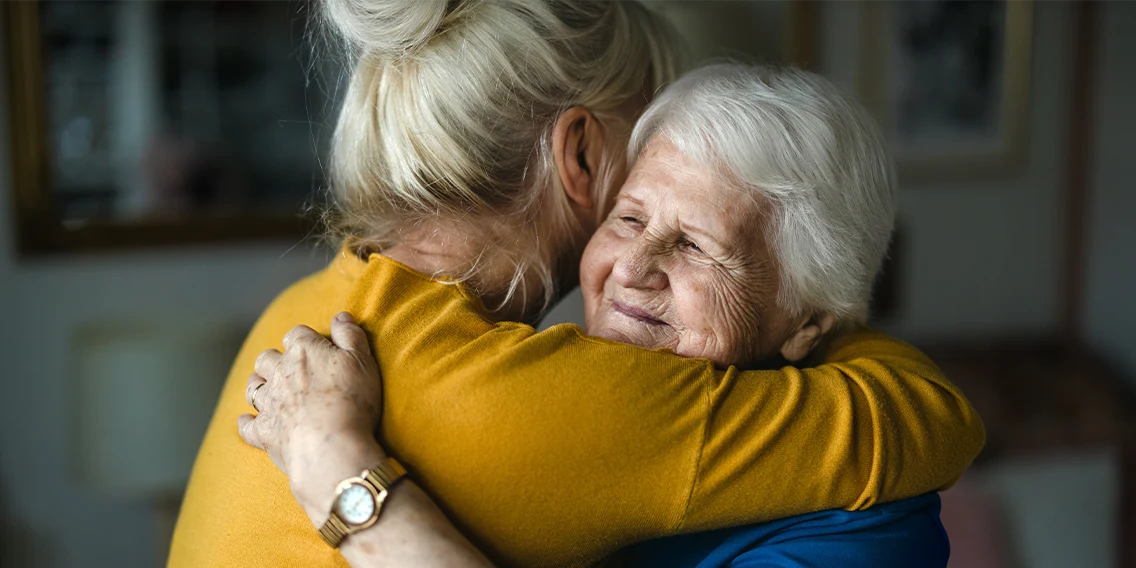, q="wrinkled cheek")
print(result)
[703,288,765,365]
[580,251,609,321]
[724,321,761,366]
[580,236,616,290]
